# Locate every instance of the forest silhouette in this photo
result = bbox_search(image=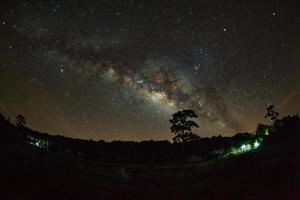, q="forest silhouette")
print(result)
[0,106,299,163]
[0,107,299,199]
